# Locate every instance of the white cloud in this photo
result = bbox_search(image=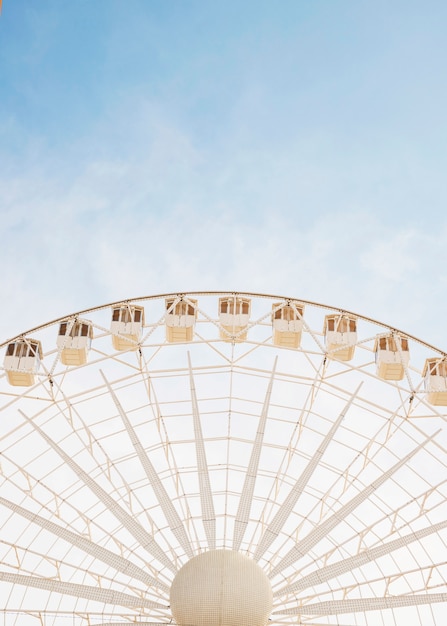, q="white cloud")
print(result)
[1,98,446,353]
